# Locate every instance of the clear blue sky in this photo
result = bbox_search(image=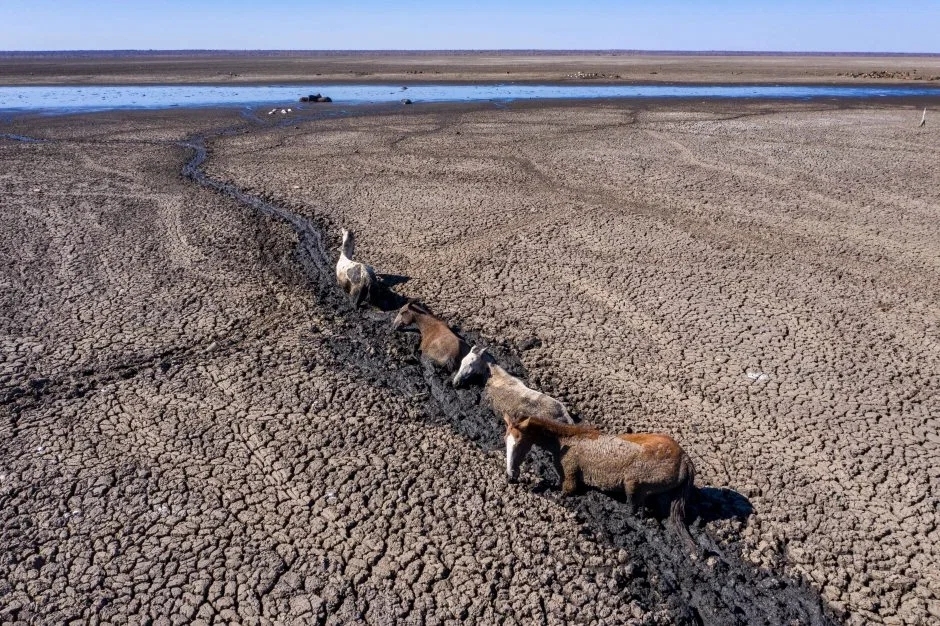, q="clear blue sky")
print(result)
[1,0,937,53]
